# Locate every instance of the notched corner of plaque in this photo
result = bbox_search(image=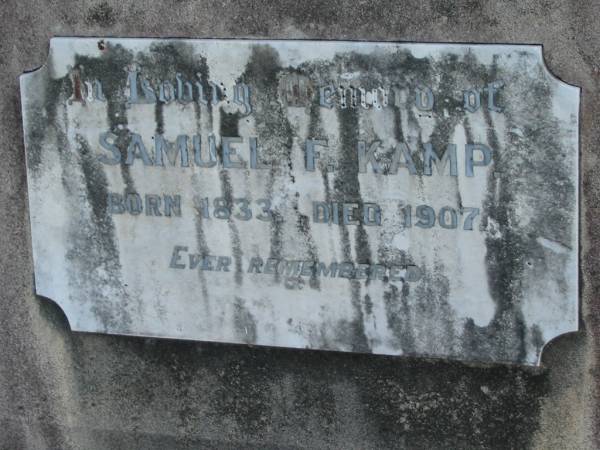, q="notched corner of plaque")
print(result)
[536,328,581,367]
[19,39,55,87]
[18,42,53,131]
[33,287,74,333]
[532,45,582,95]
